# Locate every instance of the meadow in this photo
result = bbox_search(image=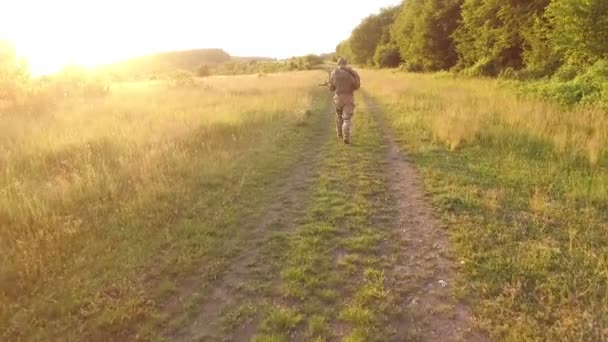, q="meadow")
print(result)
[0,71,327,340]
[362,69,608,340]
[2,67,608,341]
